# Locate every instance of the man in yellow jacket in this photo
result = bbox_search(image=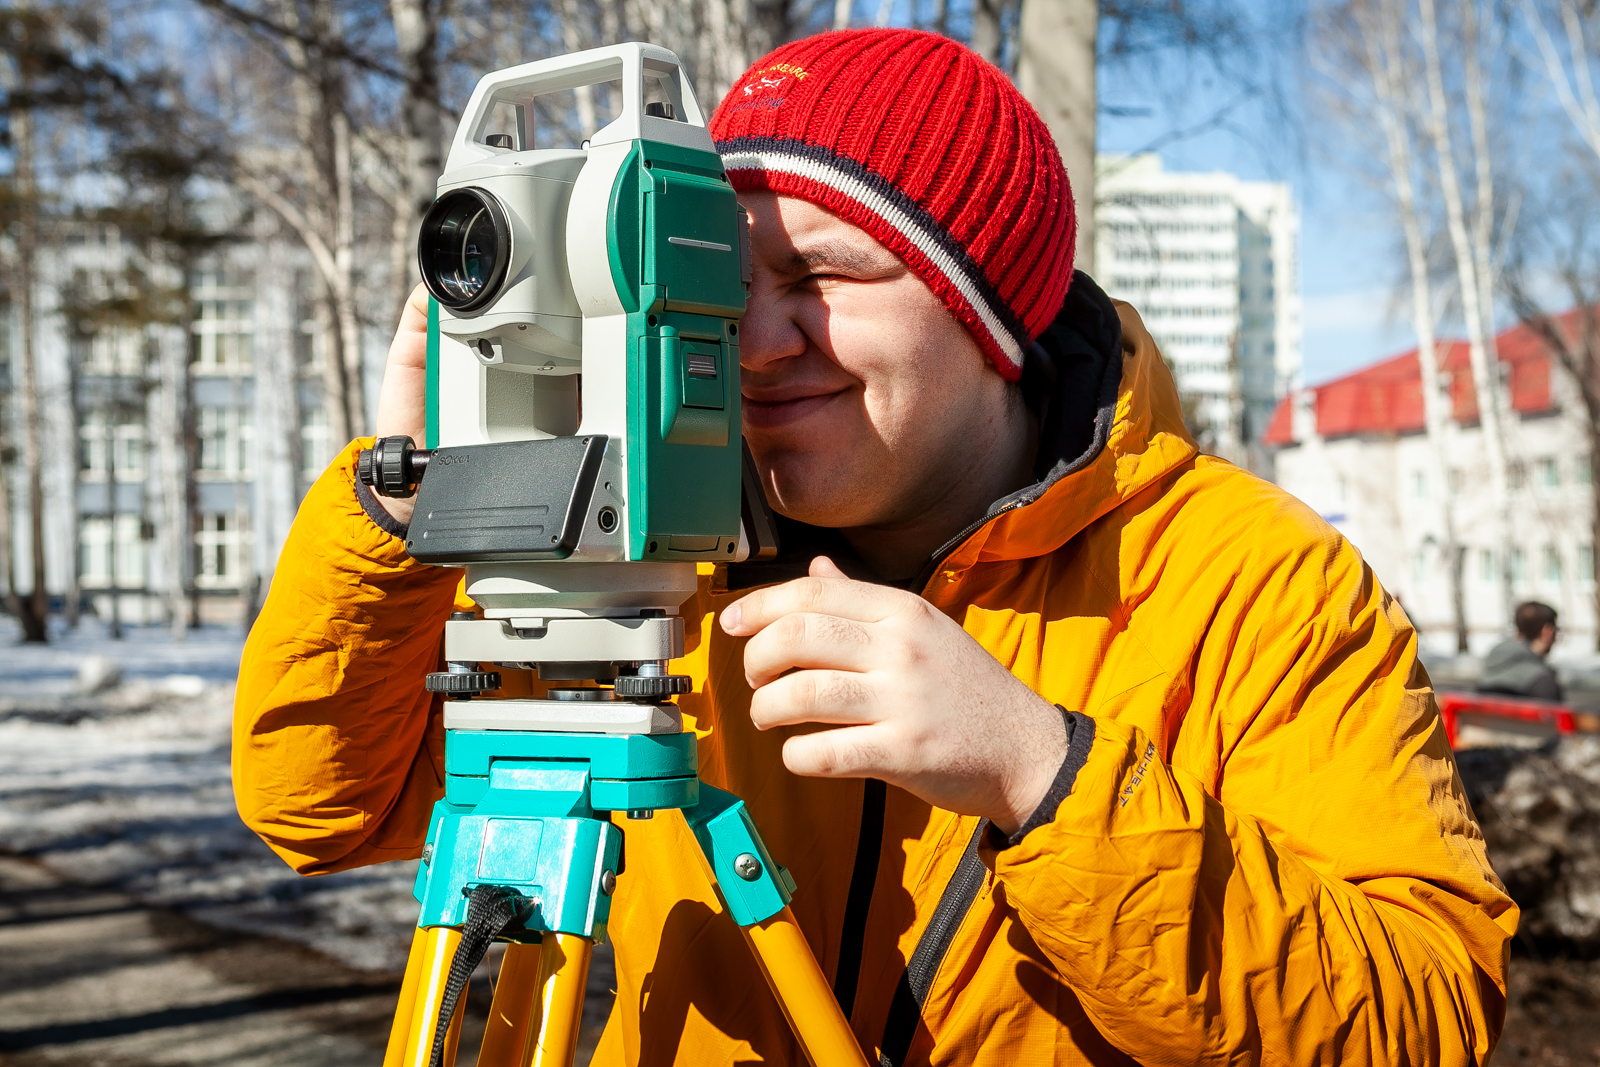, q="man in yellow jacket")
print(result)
[234,28,1516,1066]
